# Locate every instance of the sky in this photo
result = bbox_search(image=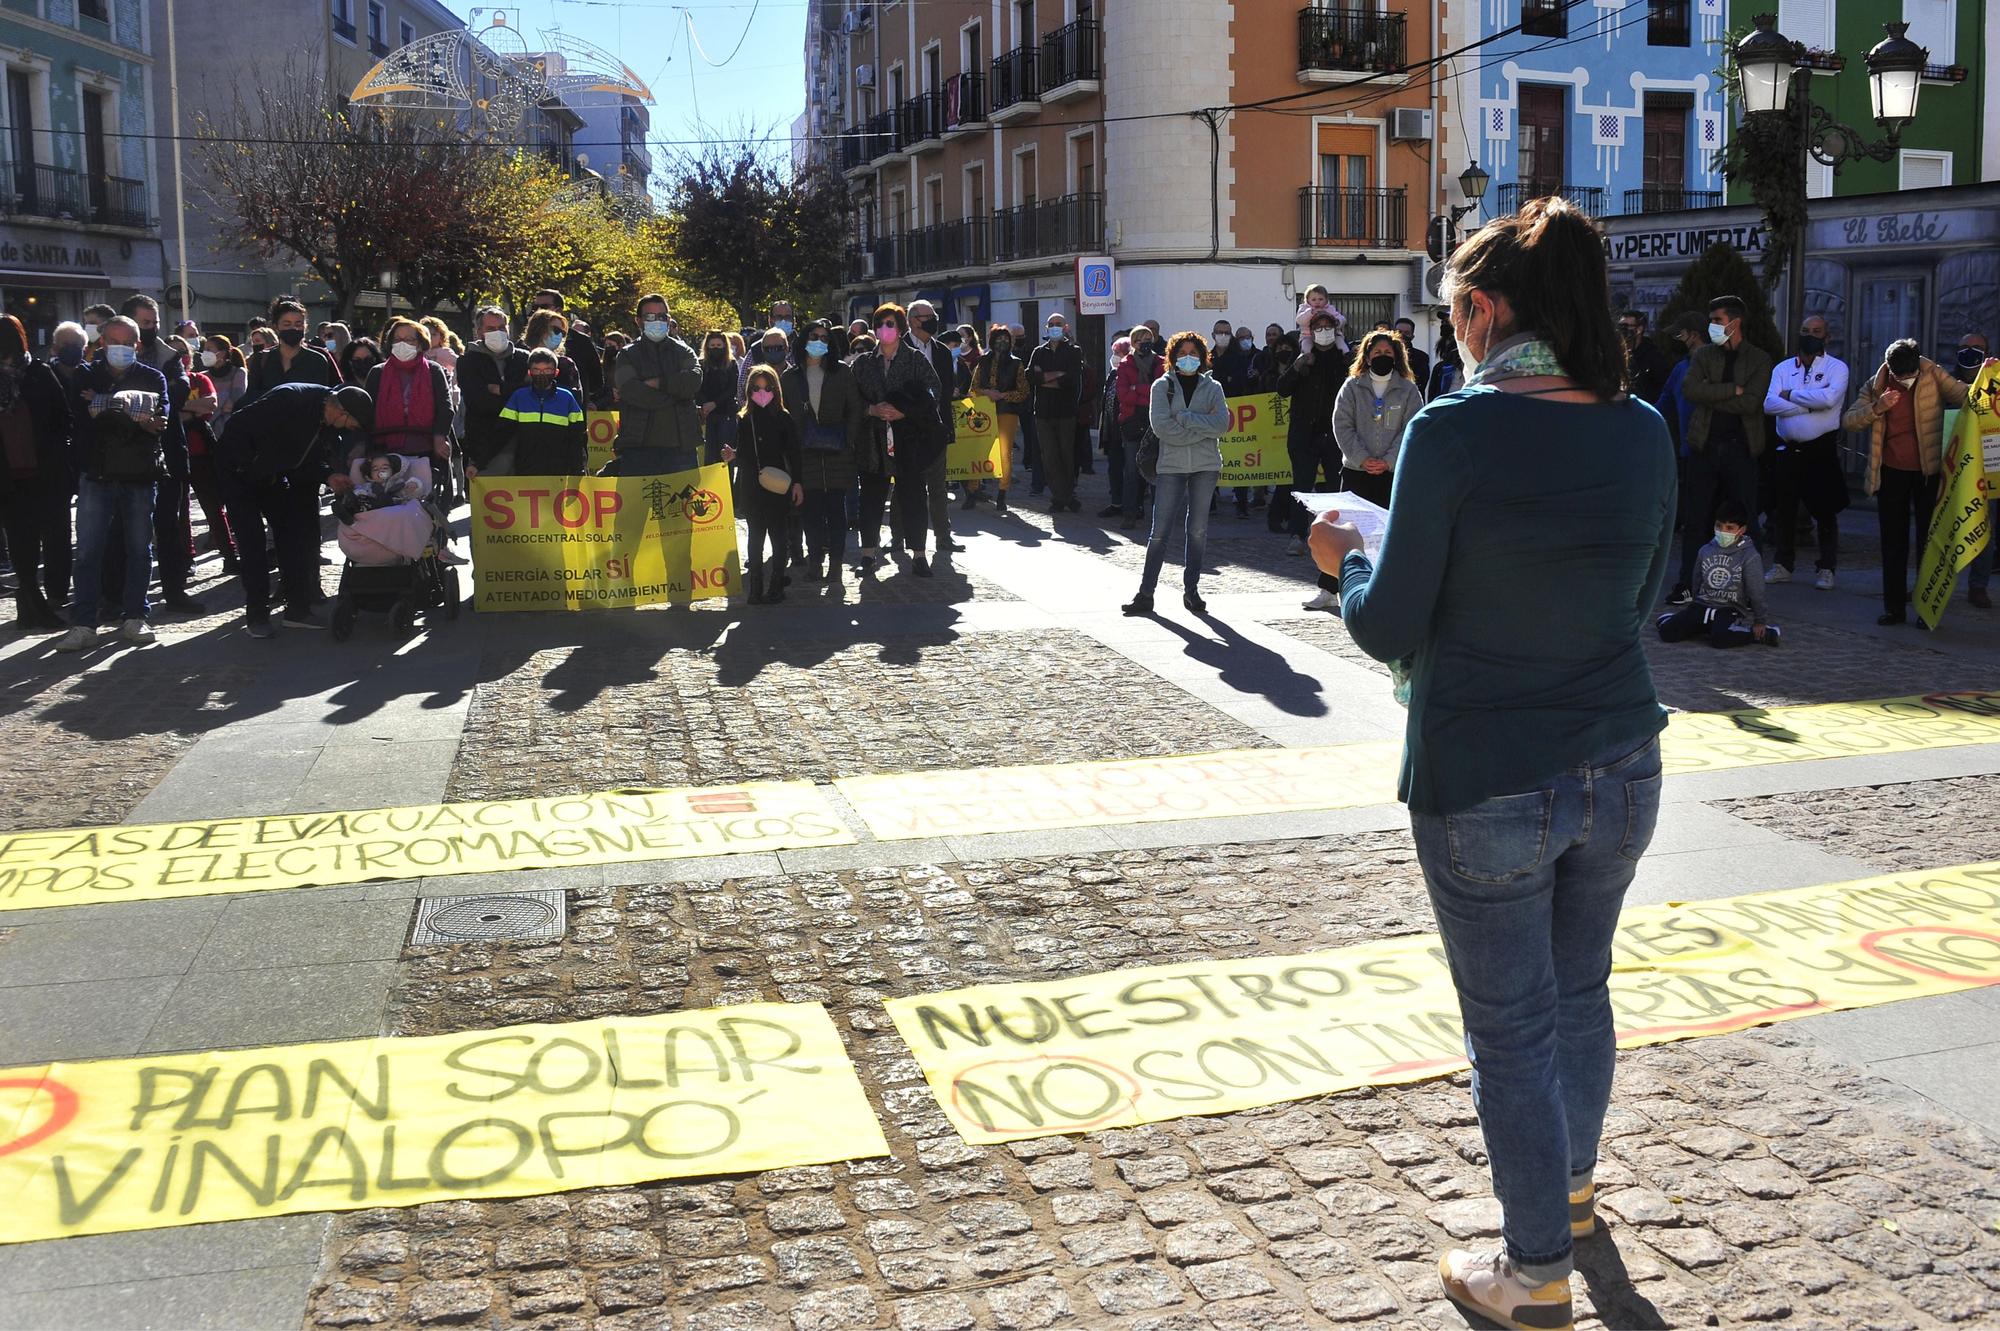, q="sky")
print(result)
[438,0,809,166]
